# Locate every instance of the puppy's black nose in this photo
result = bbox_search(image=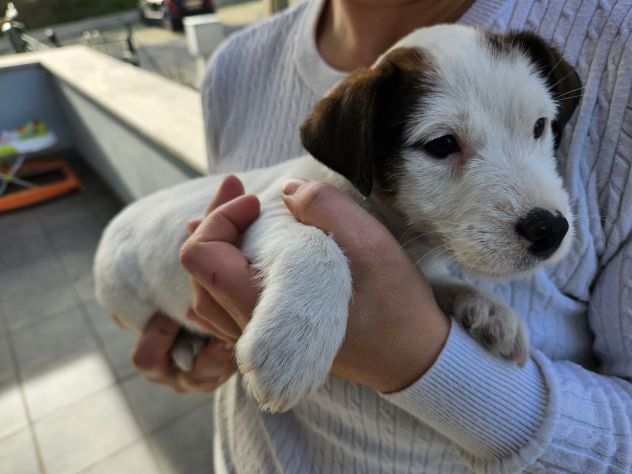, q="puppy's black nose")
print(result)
[515,208,569,259]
